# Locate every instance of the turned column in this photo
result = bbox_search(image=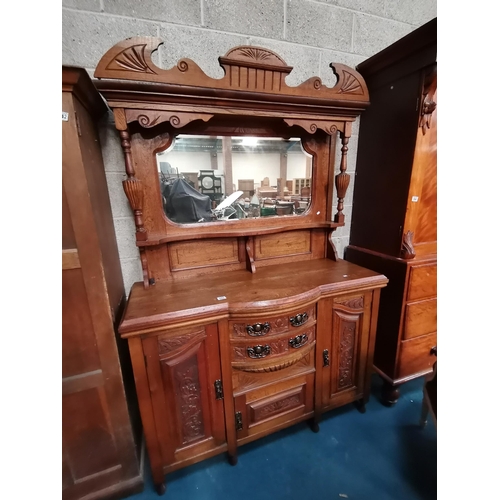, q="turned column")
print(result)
[334,122,351,224]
